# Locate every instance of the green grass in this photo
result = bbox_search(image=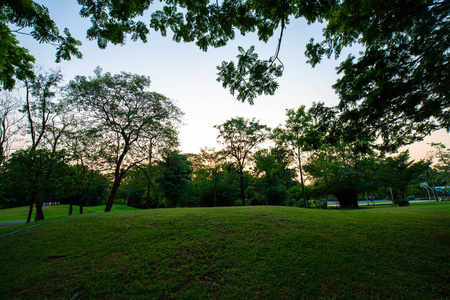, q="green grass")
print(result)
[0,204,138,222]
[1,203,449,299]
